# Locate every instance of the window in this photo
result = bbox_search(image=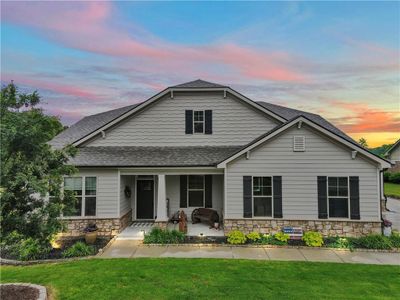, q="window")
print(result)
[328,177,349,218]
[253,177,272,217]
[188,175,204,207]
[64,177,96,217]
[193,110,204,133]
